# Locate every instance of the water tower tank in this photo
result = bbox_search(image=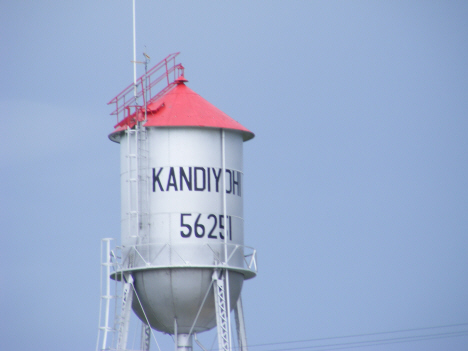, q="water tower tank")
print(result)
[107,54,256,349]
